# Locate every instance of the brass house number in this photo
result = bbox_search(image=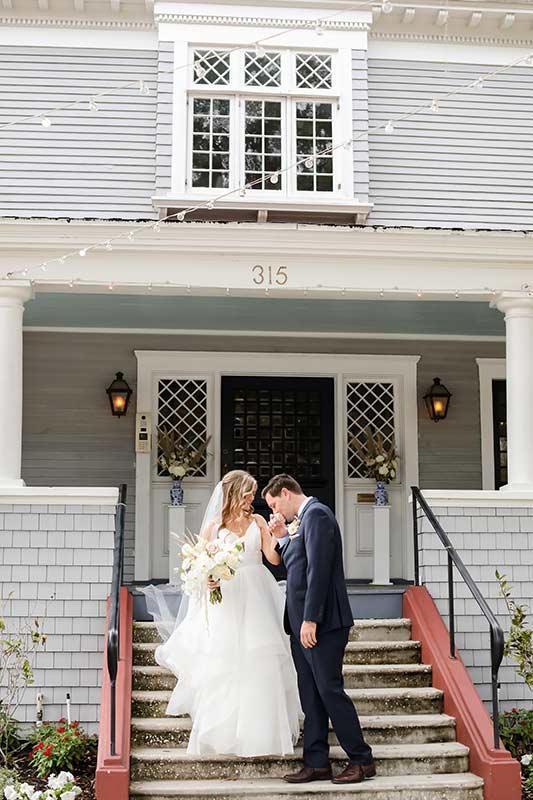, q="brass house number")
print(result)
[251,265,288,286]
